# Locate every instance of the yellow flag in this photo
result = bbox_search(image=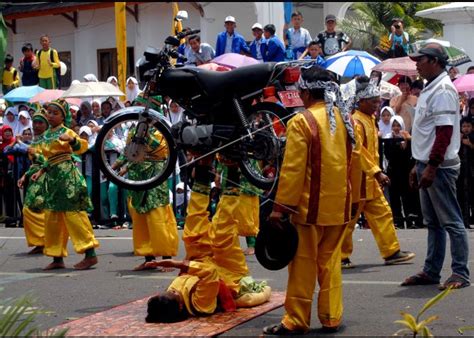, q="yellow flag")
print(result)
[115,2,127,100]
[172,2,184,43]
